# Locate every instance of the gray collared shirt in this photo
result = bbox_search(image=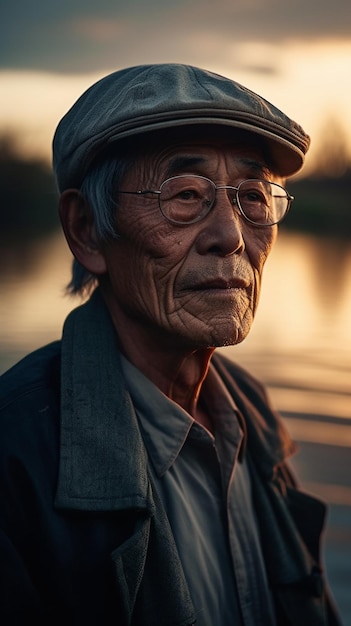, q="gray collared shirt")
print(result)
[121,356,276,626]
